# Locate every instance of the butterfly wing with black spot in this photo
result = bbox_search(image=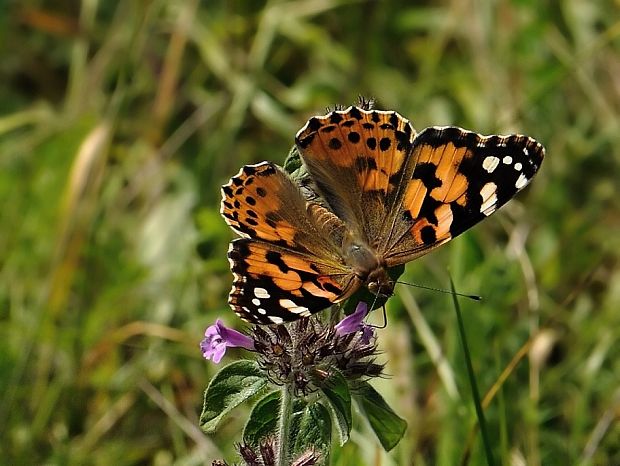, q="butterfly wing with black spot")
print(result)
[295,106,416,244]
[221,161,350,255]
[221,161,360,324]
[383,126,545,265]
[227,239,360,324]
